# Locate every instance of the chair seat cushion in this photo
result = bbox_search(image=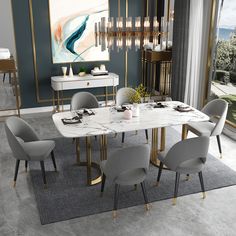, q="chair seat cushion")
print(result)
[186,121,215,137]
[175,158,204,174]
[115,169,146,186]
[22,140,55,161]
[100,160,147,185]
